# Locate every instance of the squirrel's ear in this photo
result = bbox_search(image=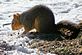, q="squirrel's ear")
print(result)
[13,13,20,19]
[13,14,17,19]
[16,13,21,16]
[16,13,20,15]
[16,13,21,18]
